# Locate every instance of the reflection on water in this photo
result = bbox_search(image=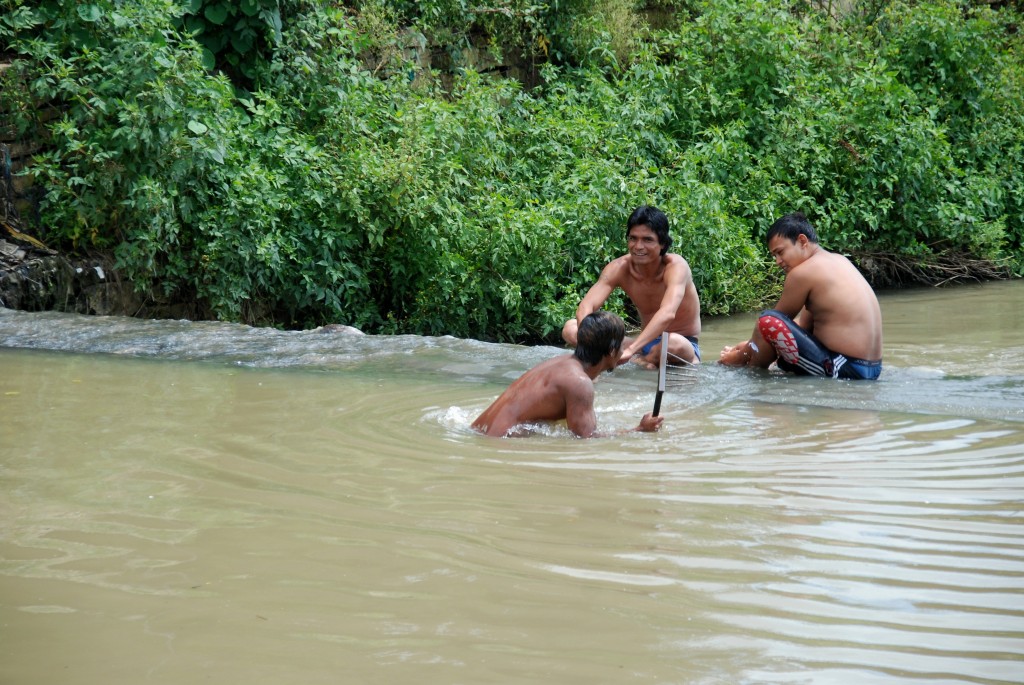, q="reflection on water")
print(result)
[1,281,1023,684]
